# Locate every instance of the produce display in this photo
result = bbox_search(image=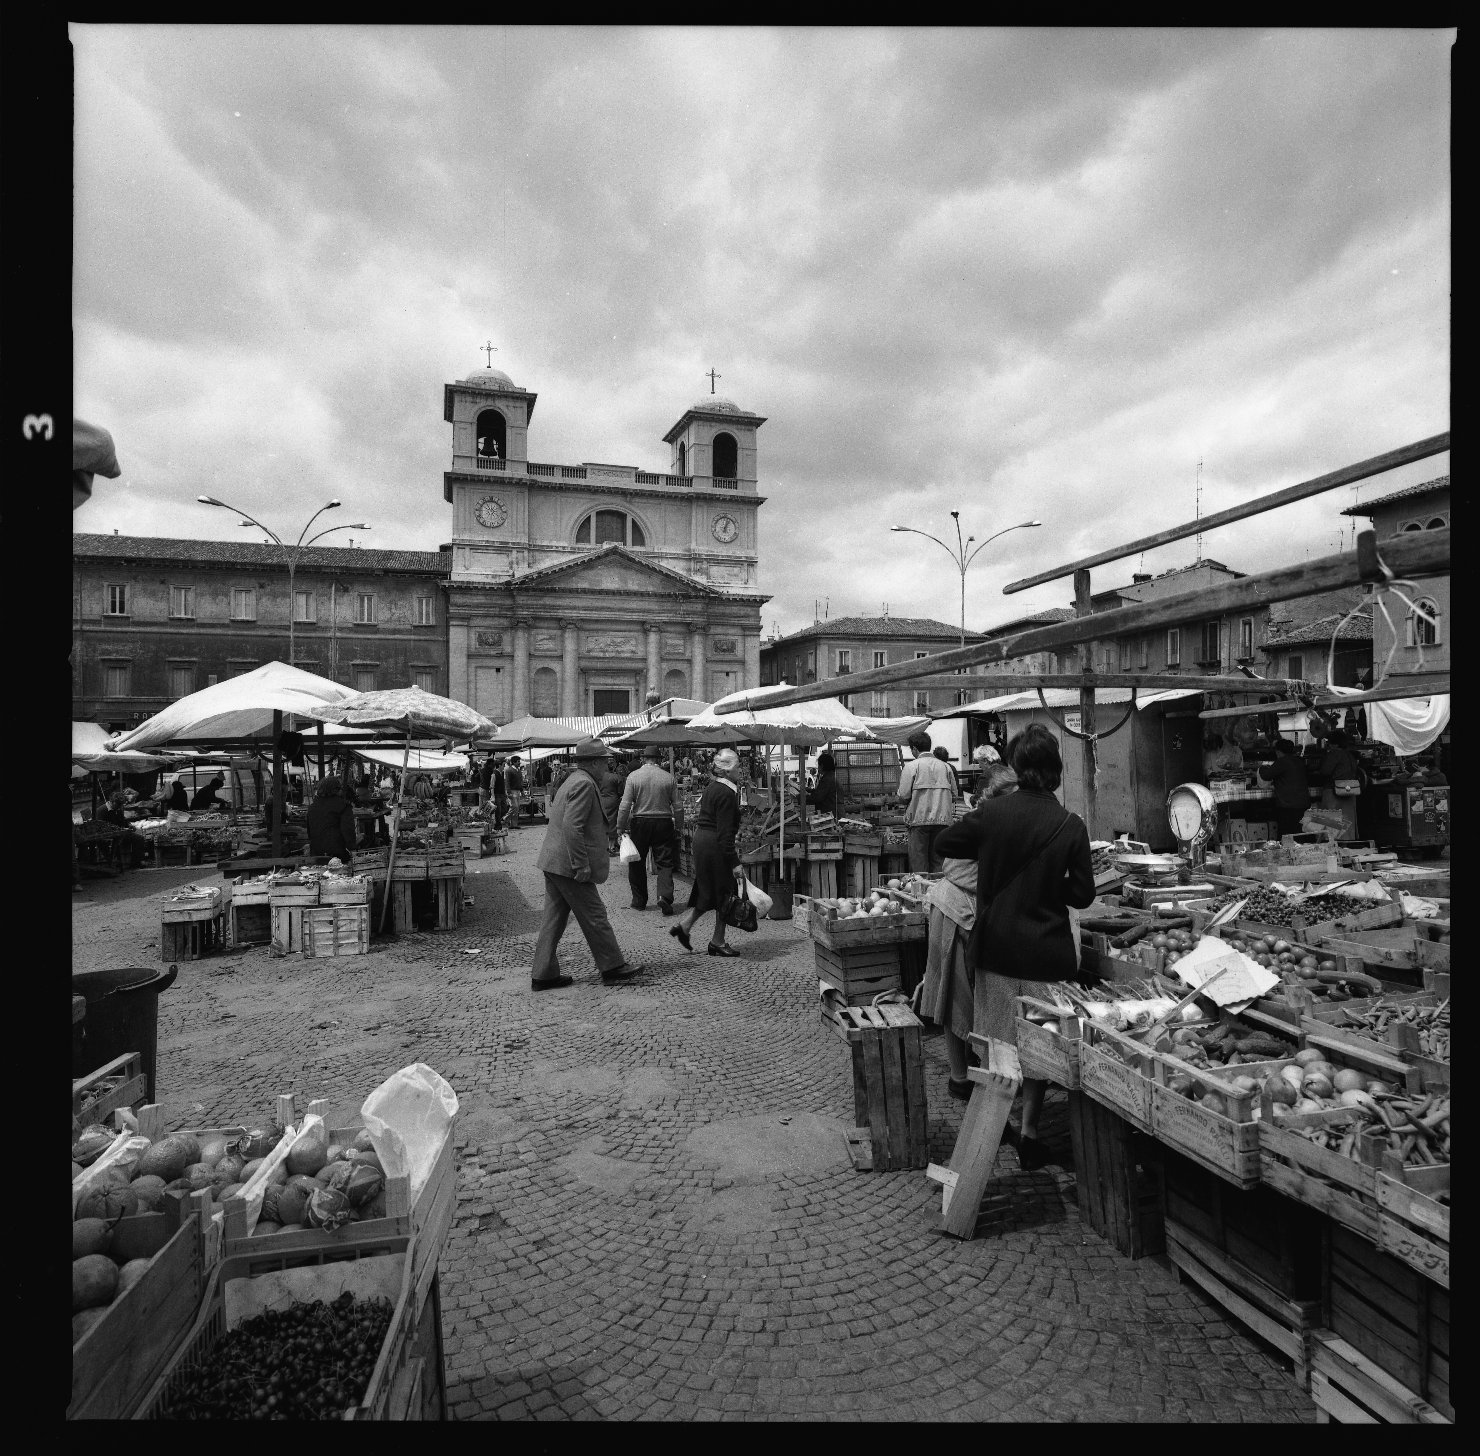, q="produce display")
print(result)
[1280,1085,1451,1173]
[1163,1018,1300,1069]
[1024,978,1209,1036]
[1215,928,1382,1002]
[153,1290,395,1420]
[813,887,914,920]
[1334,996,1449,1060]
[1204,885,1379,928]
[1109,920,1200,964]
